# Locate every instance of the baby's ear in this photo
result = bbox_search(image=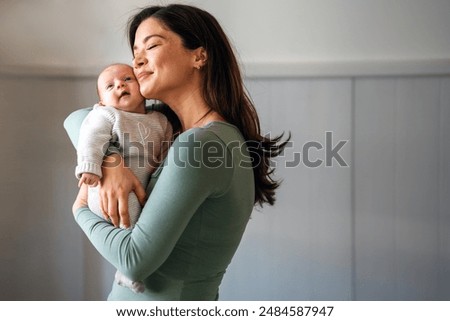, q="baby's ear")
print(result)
[98,101,105,106]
